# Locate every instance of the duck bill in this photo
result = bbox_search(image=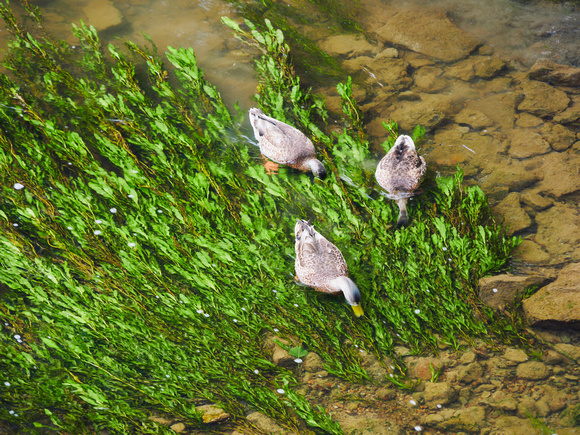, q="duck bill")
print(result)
[351,304,364,317]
